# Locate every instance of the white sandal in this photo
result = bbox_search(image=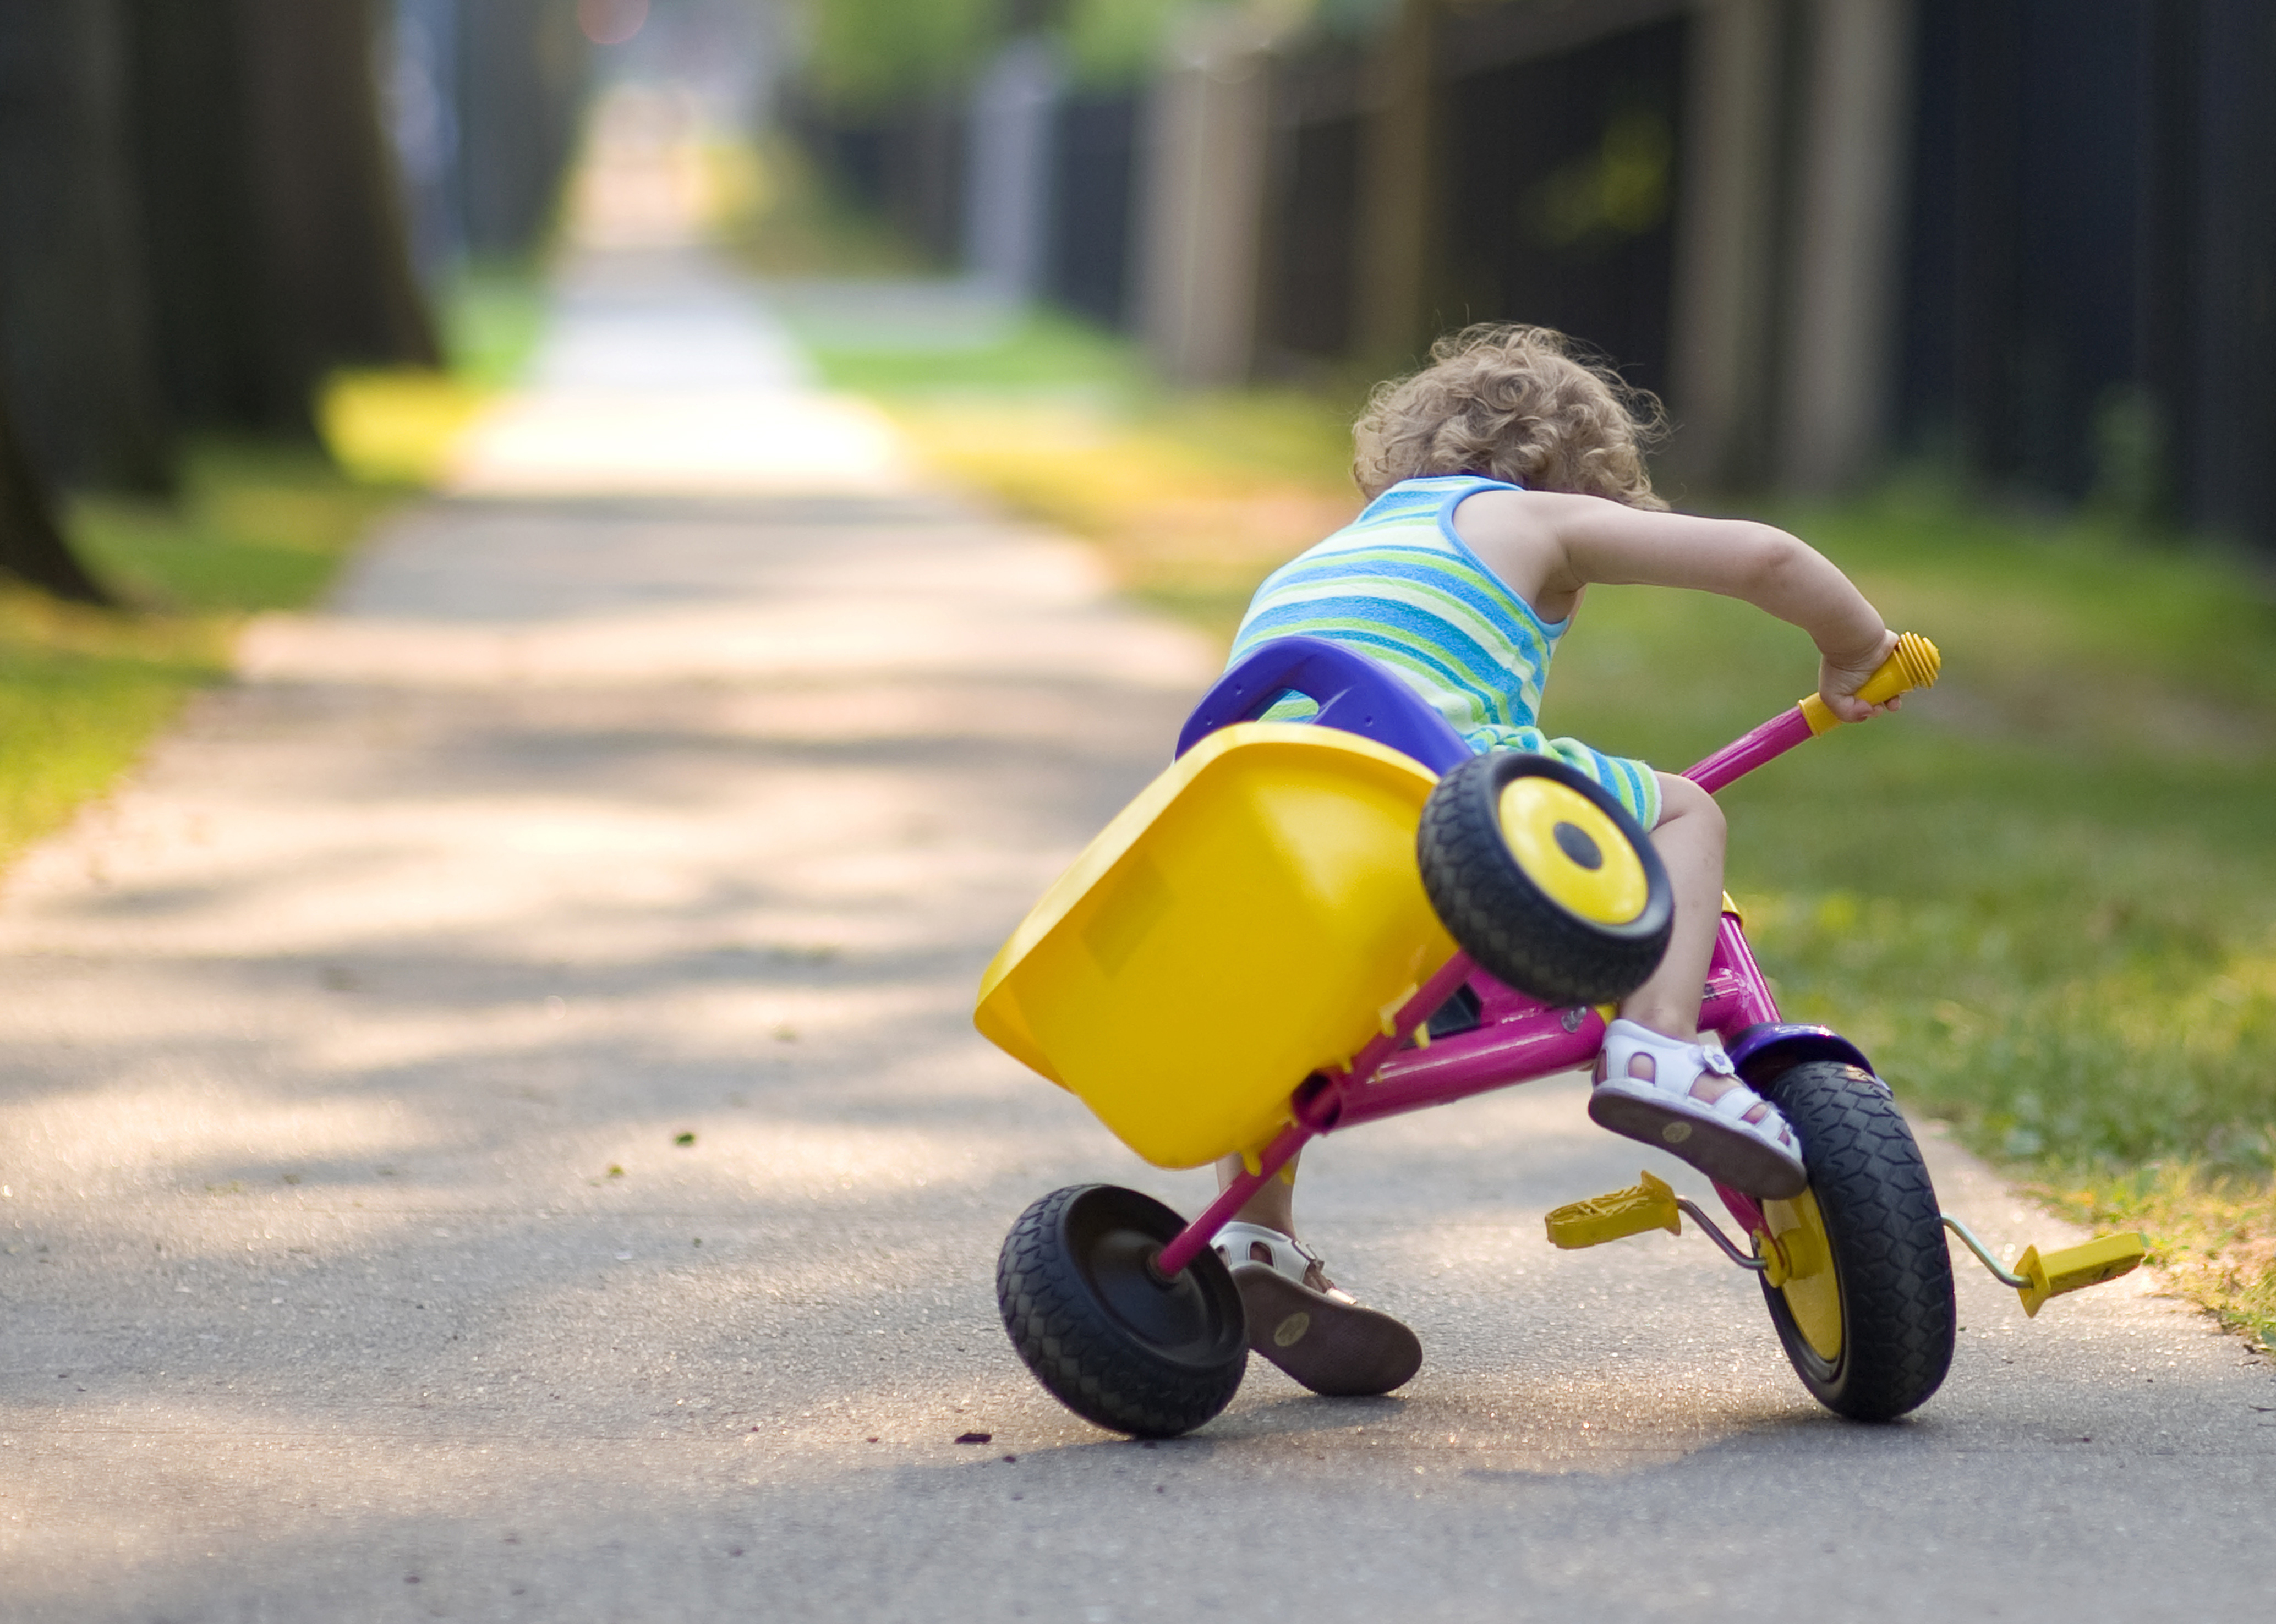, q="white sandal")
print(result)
[1586,1019,1808,1198]
[1212,1221,1421,1397]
